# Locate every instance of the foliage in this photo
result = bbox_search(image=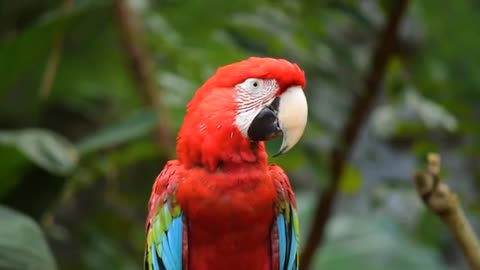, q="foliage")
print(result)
[0,0,479,269]
[0,206,57,270]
